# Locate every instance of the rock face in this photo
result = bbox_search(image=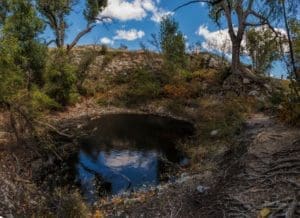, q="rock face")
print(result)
[72,47,227,87]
